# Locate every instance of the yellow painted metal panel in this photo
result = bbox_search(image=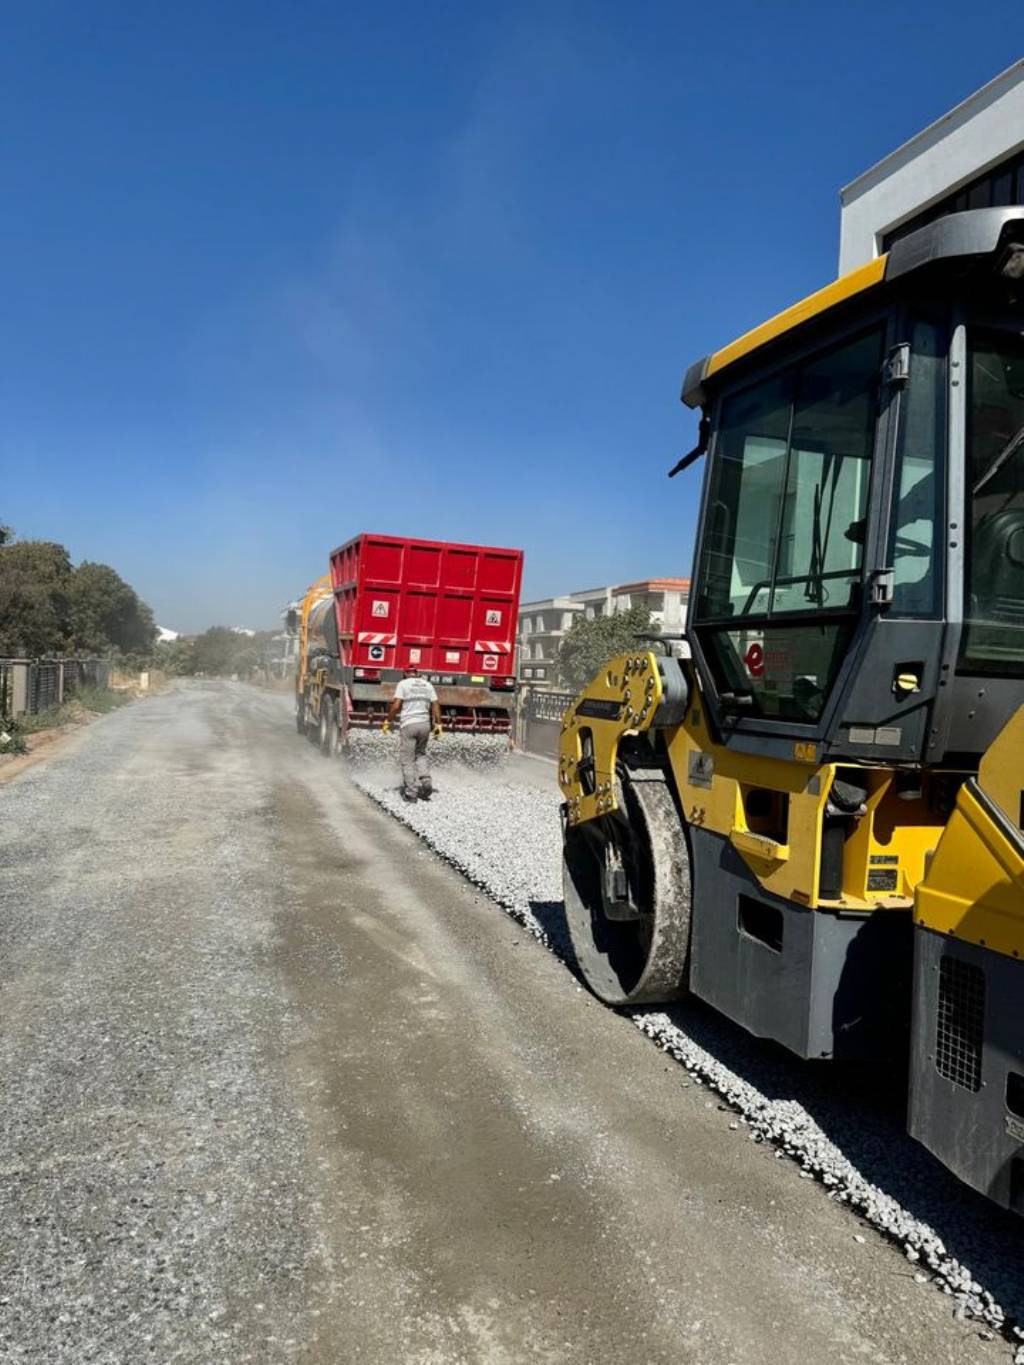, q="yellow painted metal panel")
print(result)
[705,256,888,382]
[841,775,942,904]
[729,829,790,864]
[978,704,1024,830]
[664,712,827,904]
[915,705,1024,960]
[915,786,1024,959]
